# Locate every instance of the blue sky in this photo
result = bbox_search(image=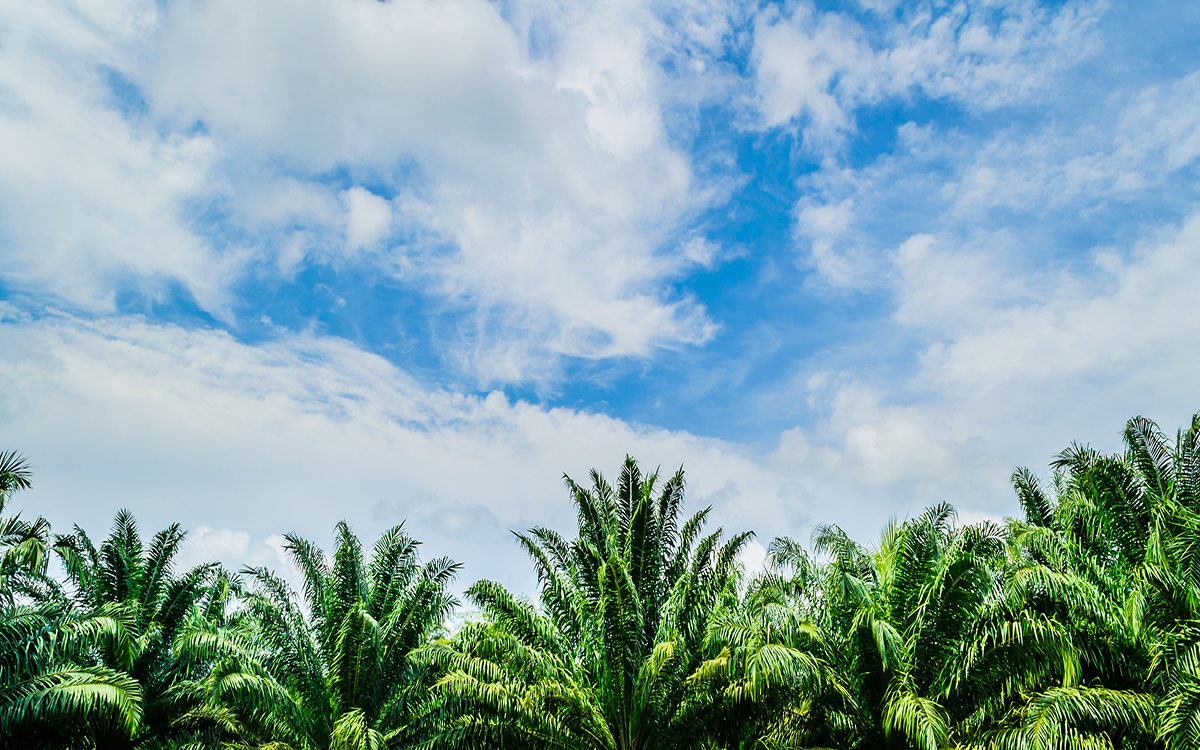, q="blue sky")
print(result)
[3,0,1200,592]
